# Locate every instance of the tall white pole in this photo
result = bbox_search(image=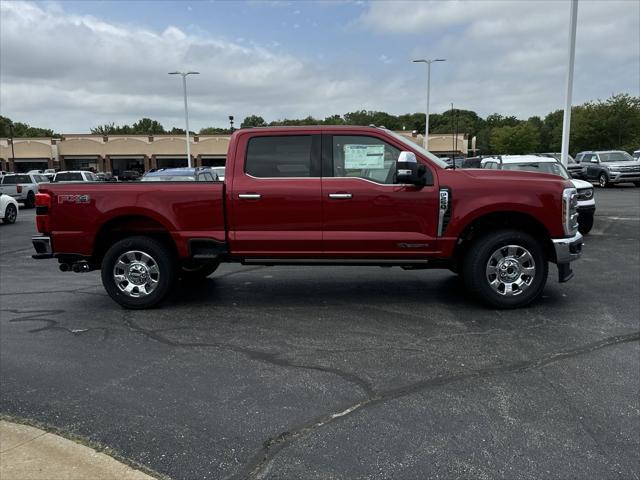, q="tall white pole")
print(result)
[182,74,192,168]
[560,0,578,167]
[425,62,431,150]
